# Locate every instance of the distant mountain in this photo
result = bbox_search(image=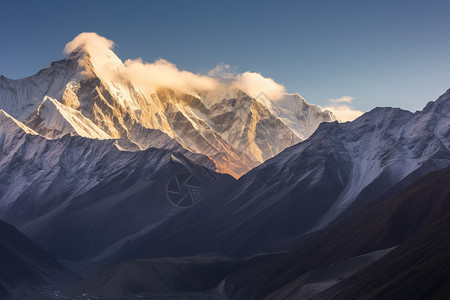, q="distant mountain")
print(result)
[0,44,335,177]
[220,165,450,299]
[103,89,449,262]
[256,91,335,140]
[0,219,65,298]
